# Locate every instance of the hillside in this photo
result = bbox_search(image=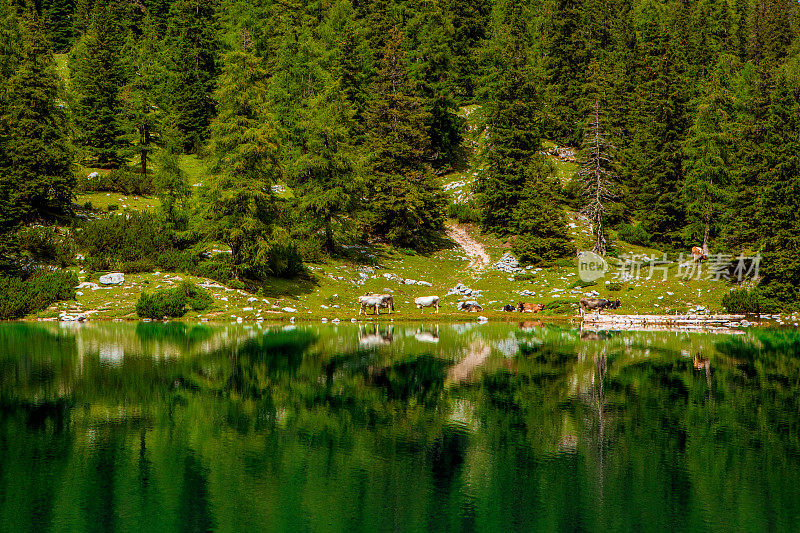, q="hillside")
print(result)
[33,105,740,323]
